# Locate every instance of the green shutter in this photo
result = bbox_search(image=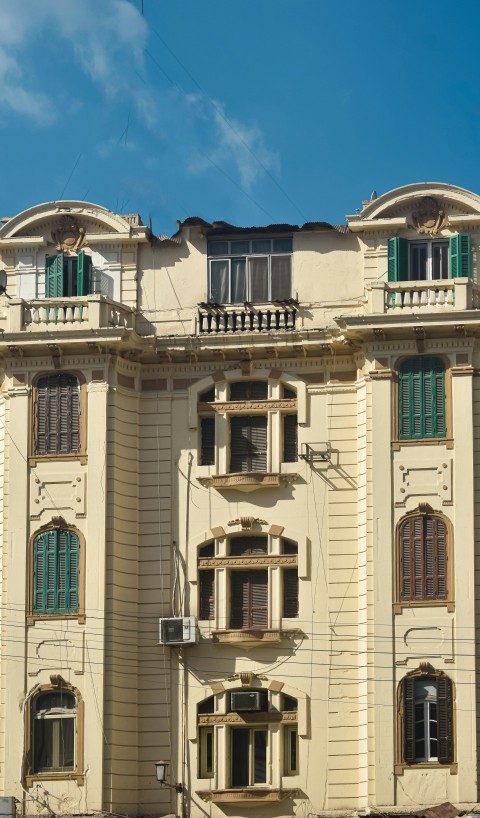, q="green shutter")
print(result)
[388,237,409,282]
[403,676,416,763]
[77,251,92,296]
[33,529,79,615]
[45,254,64,297]
[399,357,445,440]
[449,233,471,278]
